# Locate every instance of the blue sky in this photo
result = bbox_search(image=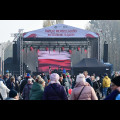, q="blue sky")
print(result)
[0,20,90,43]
